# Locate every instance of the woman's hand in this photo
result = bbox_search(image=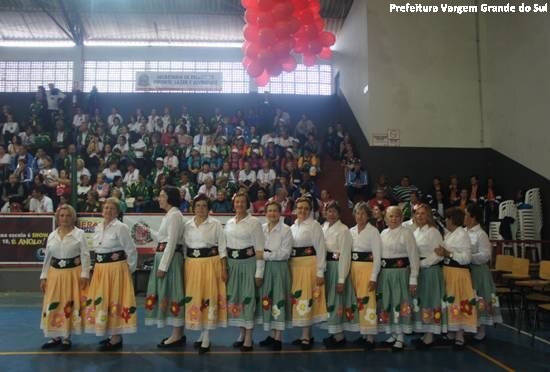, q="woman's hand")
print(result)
[335,283,344,294]
[40,279,47,293]
[368,281,377,292]
[409,284,417,297]
[255,278,263,287]
[316,277,325,286]
[79,278,89,290]
[435,246,447,257]
[255,251,264,260]
[156,270,166,278]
